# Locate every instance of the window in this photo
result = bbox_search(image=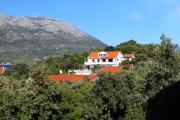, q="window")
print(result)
[92,59,95,62]
[99,54,107,56]
[108,59,113,62]
[98,52,108,57]
[102,59,106,62]
[97,59,100,62]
